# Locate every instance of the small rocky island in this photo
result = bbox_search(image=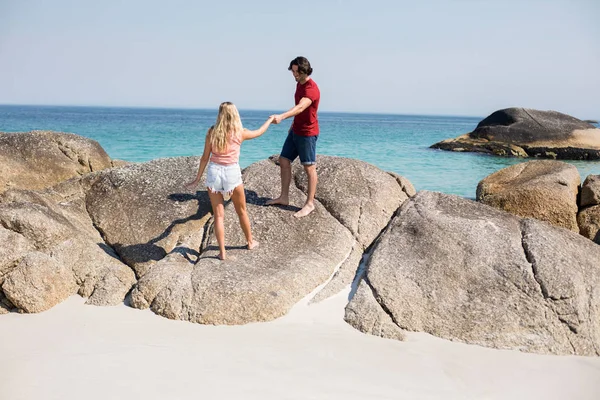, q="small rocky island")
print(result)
[431,108,600,159]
